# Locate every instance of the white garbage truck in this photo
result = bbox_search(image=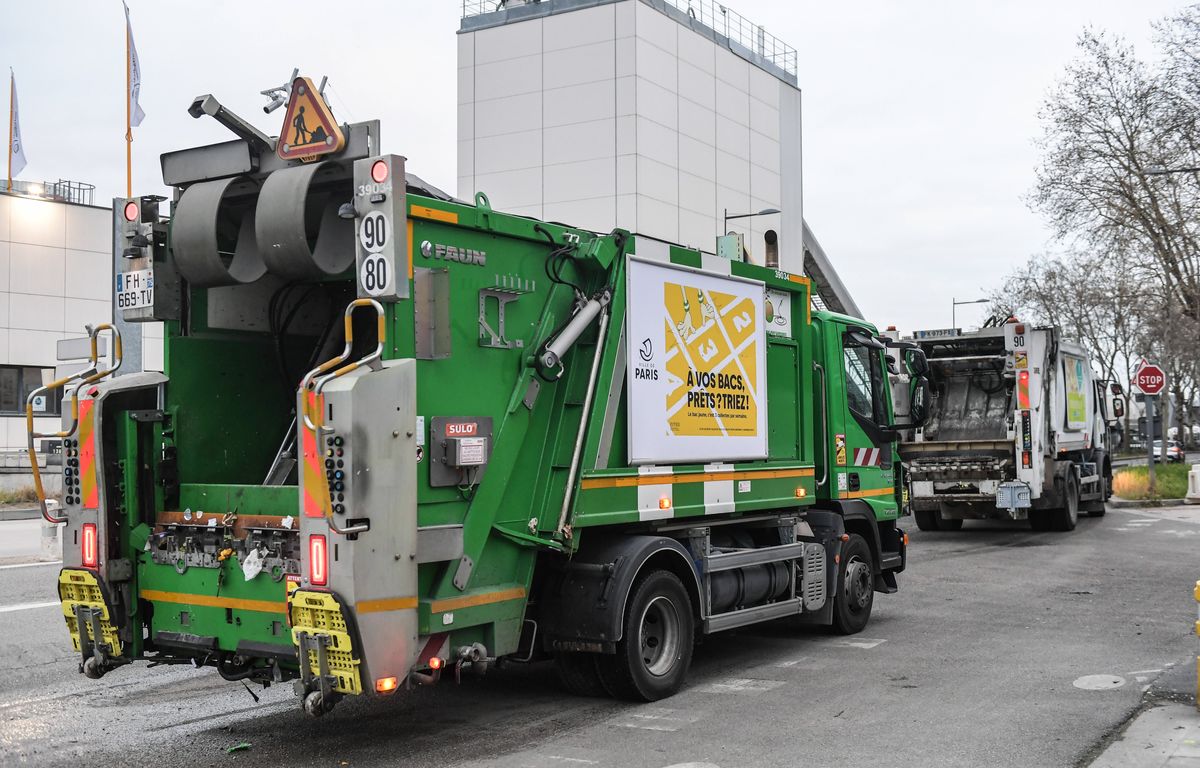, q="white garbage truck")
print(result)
[894,321,1116,532]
